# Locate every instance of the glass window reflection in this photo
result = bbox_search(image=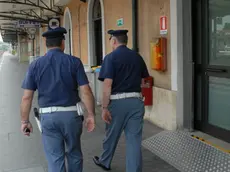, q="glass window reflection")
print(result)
[209,0,230,66]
